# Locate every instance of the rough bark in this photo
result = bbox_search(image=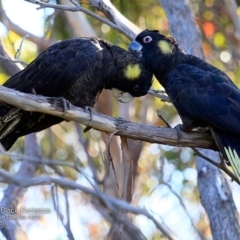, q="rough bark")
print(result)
[0,85,216,150]
[196,150,240,240]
